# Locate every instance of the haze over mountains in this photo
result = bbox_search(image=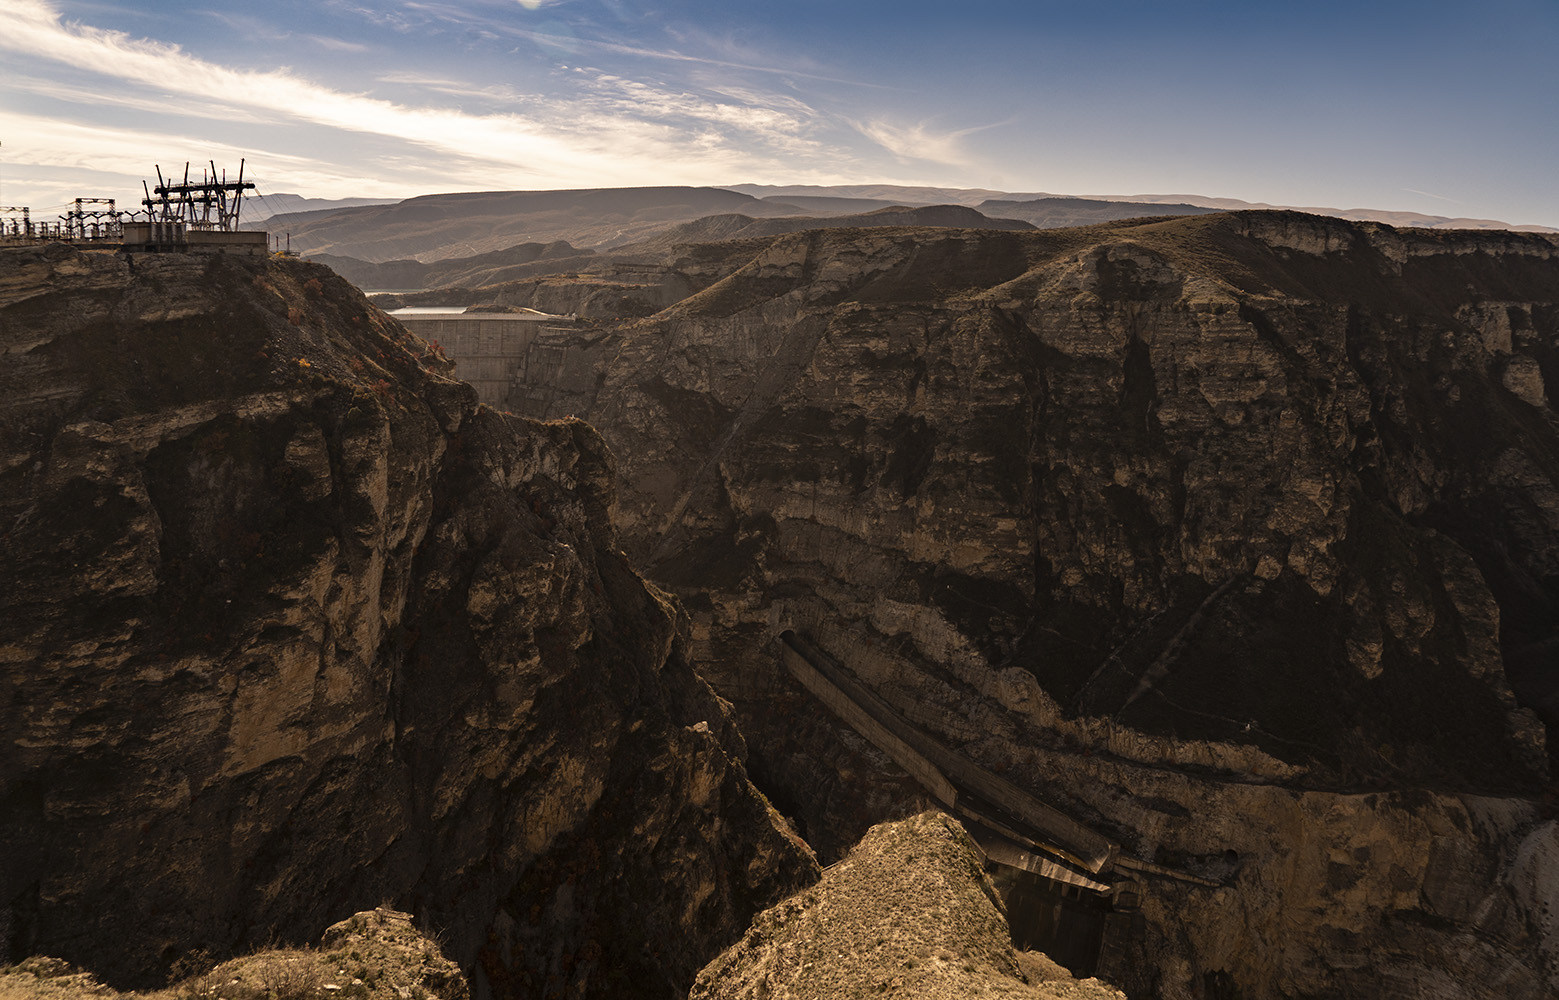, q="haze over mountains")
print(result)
[258,188,806,263]
[258,184,1558,267]
[308,204,1043,292]
[240,193,400,223]
[729,184,1559,234]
